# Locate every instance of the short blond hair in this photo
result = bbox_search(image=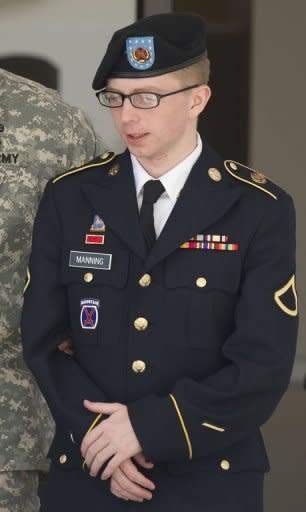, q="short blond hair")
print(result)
[174,56,211,85]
